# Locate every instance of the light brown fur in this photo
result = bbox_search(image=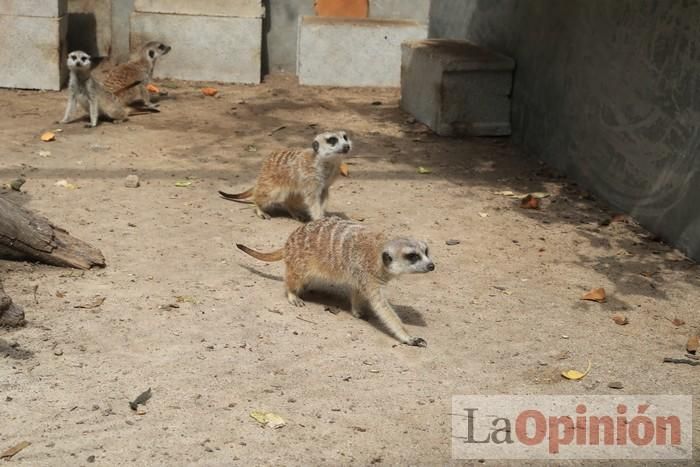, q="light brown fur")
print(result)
[236,217,435,346]
[220,131,352,221]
